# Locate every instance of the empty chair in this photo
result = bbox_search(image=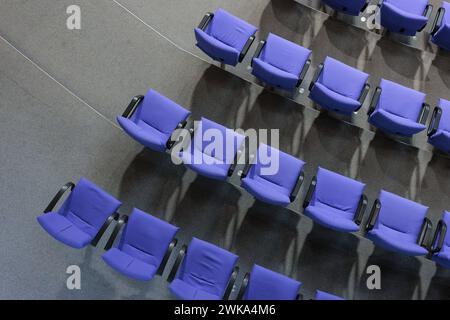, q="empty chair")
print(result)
[364,190,431,256]
[429,211,450,269]
[241,144,305,206]
[237,264,301,300]
[315,290,345,300]
[431,2,450,51]
[303,167,367,233]
[37,177,121,249]
[379,0,433,36]
[368,79,429,137]
[179,117,245,180]
[251,33,311,91]
[168,237,239,300]
[102,208,179,281]
[195,8,257,66]
[309,57,370,115]
[117,89,191,152]
[428,99,450,153]
[321,0,369,16]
